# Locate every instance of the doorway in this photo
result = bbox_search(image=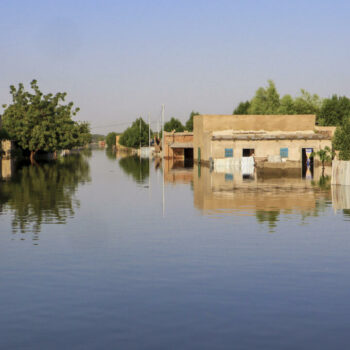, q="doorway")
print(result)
[242,148,255,157]
[184,148,194,167]
[302,148,314,178]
